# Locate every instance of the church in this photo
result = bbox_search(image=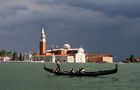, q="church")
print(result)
[33,27,86,63]
[33,27,113,63]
